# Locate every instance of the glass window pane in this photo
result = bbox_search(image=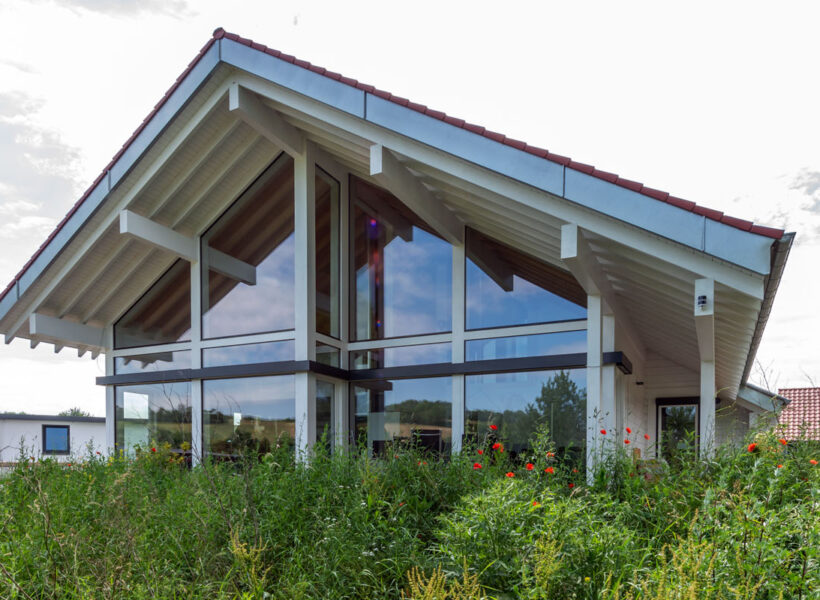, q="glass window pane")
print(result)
[316,168,340,338]
[353,377,452,456]
[350,342,451,370]
[115,350,191,374]
[43,426,69,453]
[202,155,295,339]
[316,380,334,451]
[465,369,586,458]
[466,331,586,361]
[115,382,191,454]
[114,260,191,349]
[202,340,294,368]
[203,375,295,457]
[466,229,586,330]
[660,405,698,463]
[316,343,340,367]
[351,177,452,340]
